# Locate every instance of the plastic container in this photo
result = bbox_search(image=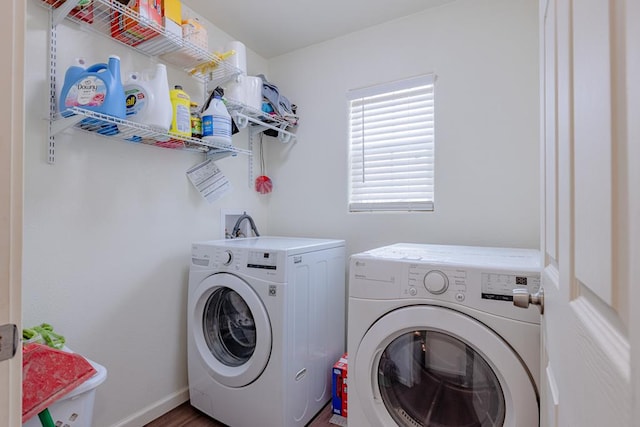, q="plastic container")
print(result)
[59,55,126,119]
[169,85,191,137]
[201,95,232,145]
[225,41,247,75]
[23,353,107,427]
[123,63,172,131]
[182,18,208,51]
